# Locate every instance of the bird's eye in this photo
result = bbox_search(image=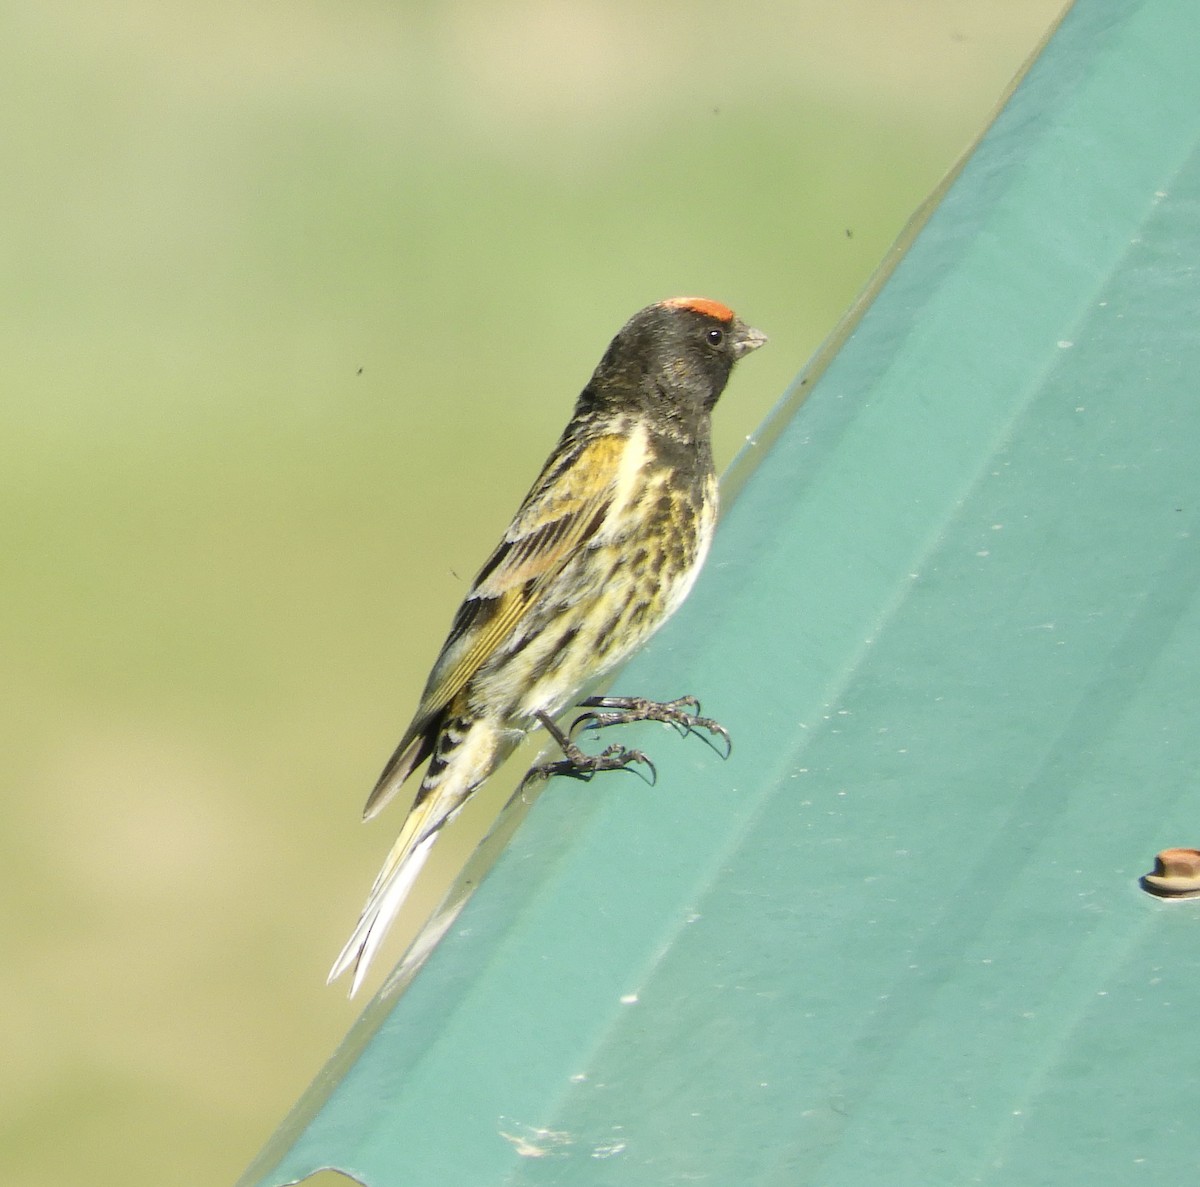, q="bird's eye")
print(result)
[705,327,725,346]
